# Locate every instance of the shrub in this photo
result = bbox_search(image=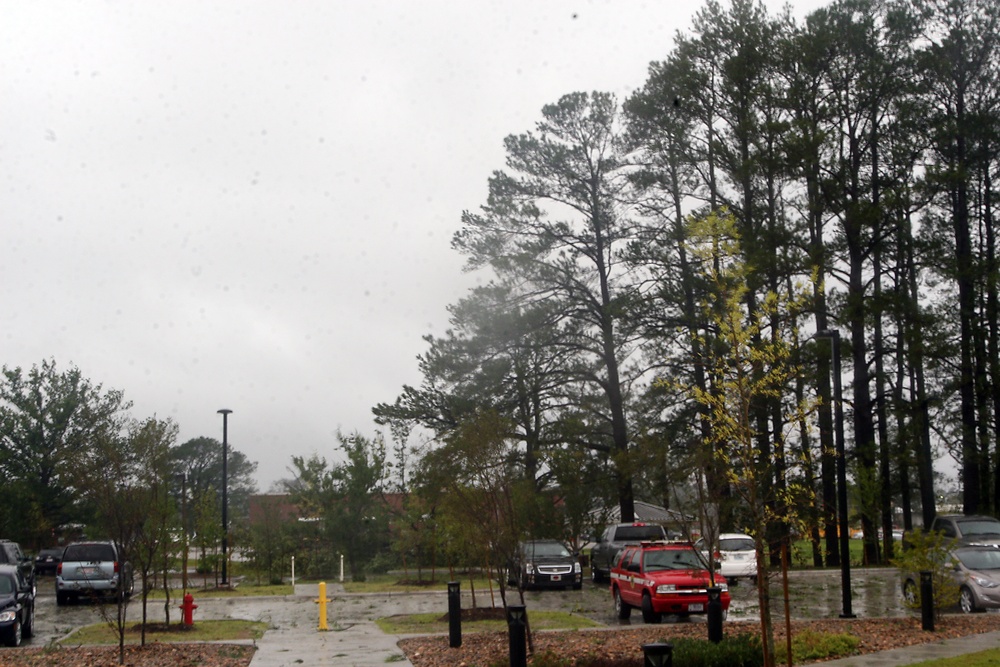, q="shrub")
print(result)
[891,529,960,615]
[774,630,860,662]
[665,634,764,667]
